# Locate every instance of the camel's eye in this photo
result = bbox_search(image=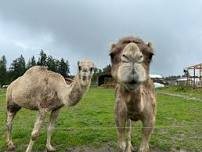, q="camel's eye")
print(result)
[137,55,144,63]
[121,54,129,63]
[90,67,94,72]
